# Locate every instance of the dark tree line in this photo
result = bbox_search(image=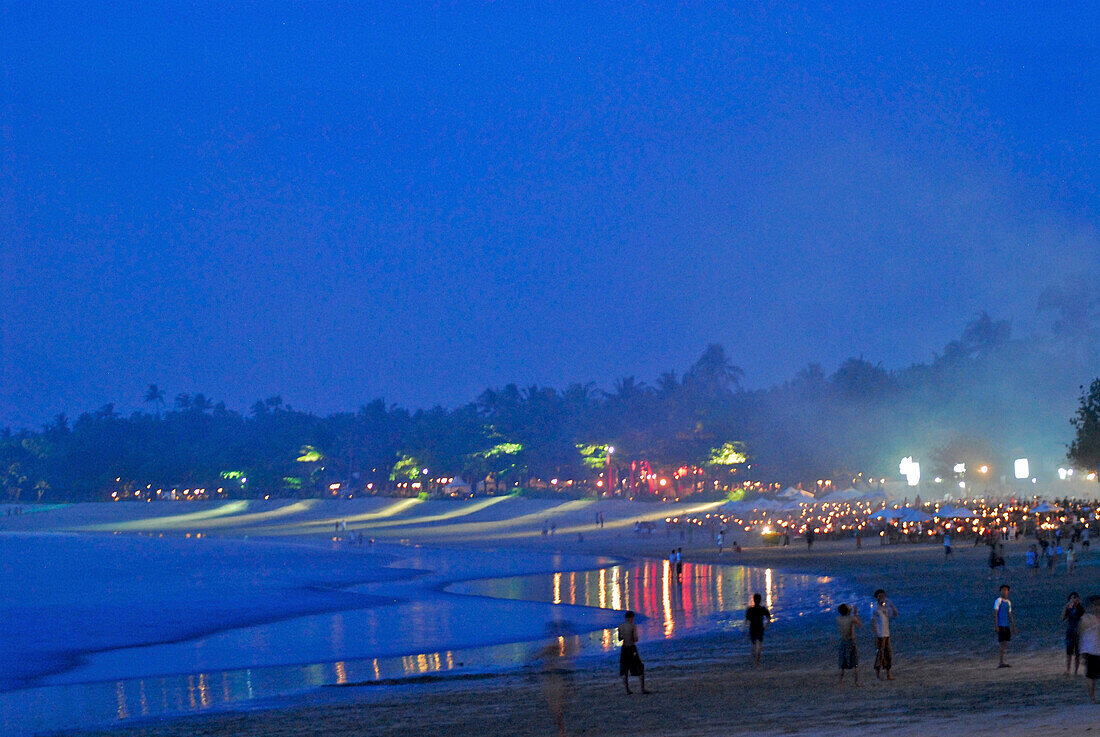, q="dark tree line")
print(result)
[4,299,1100,502]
